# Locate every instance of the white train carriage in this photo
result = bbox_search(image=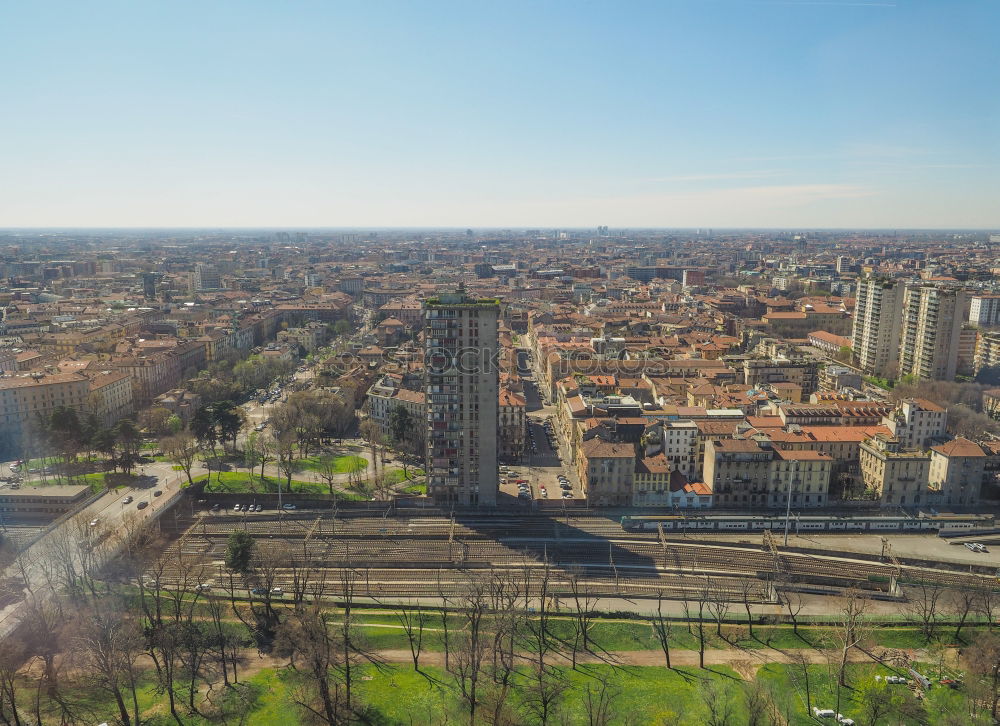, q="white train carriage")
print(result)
[620,513,993,533]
